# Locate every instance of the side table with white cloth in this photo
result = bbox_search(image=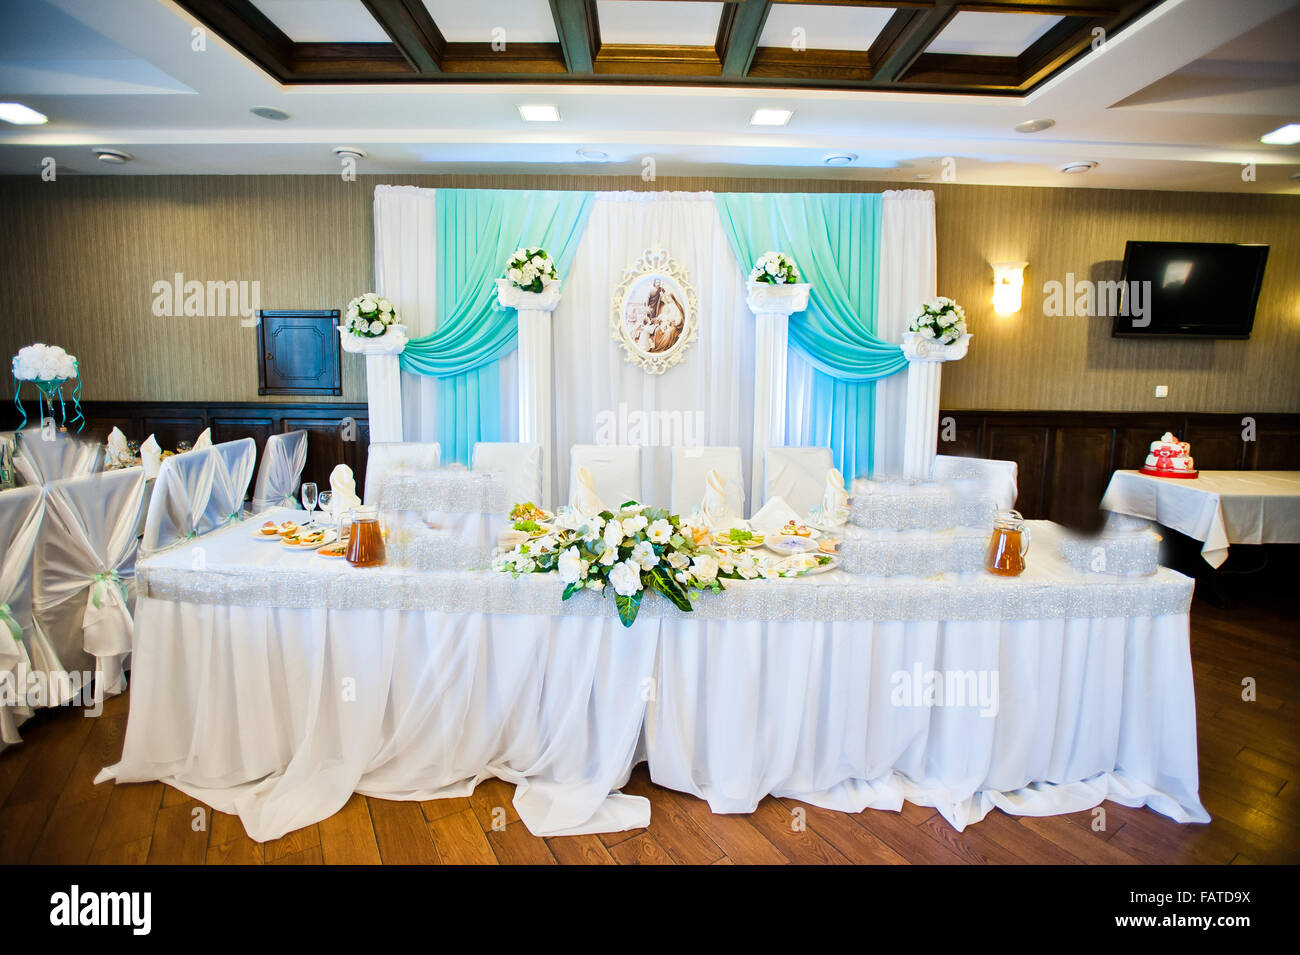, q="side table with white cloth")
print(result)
[1101,470,1300,568]
[100,509,1208,843]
